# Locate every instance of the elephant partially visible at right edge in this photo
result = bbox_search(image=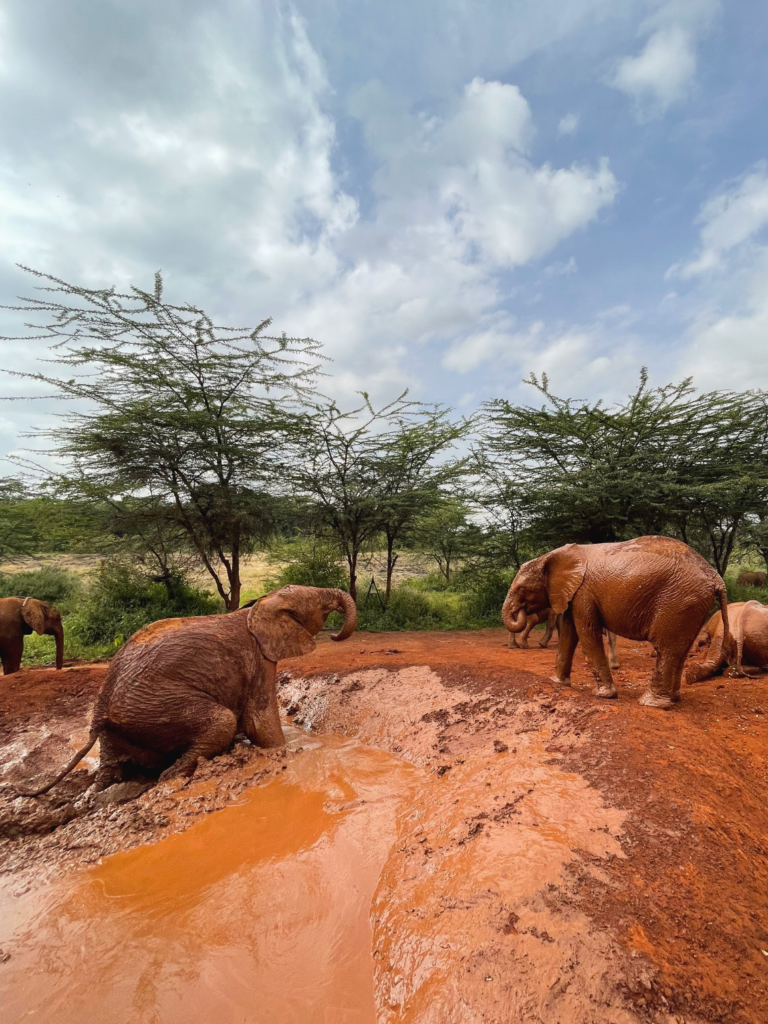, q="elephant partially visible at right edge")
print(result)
[687,601,768,682]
